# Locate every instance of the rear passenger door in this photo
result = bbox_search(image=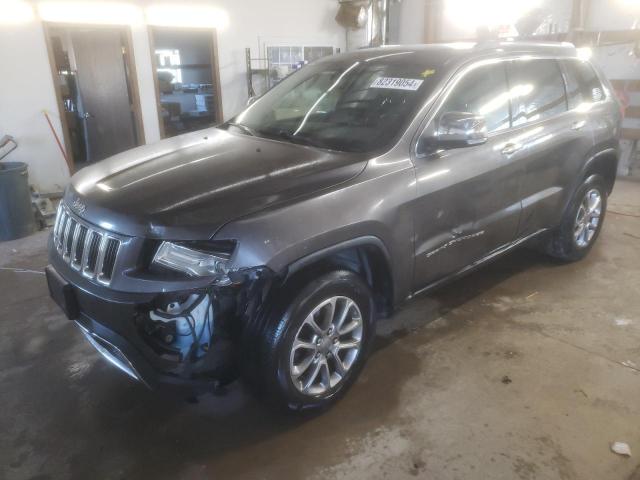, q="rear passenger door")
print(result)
[506,58,595,236]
